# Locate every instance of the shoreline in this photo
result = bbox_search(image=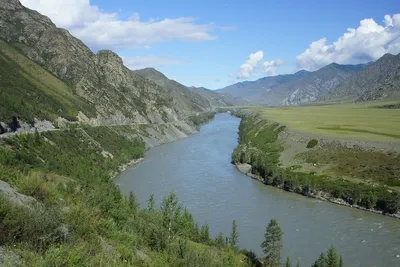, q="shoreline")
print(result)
[112,158,144,179]
[235,162,400,219]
